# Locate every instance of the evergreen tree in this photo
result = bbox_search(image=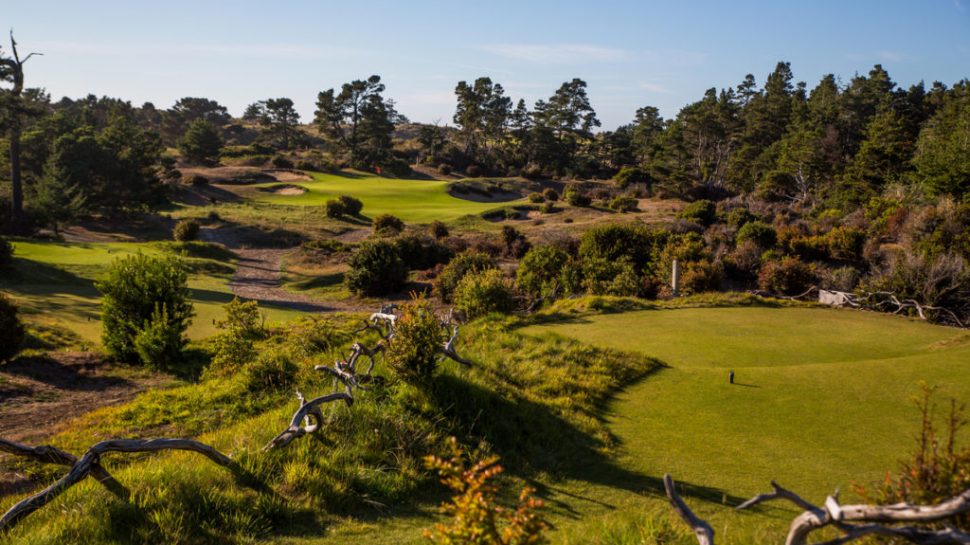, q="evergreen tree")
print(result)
[316,76,395,167]
[177,118,222,165]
